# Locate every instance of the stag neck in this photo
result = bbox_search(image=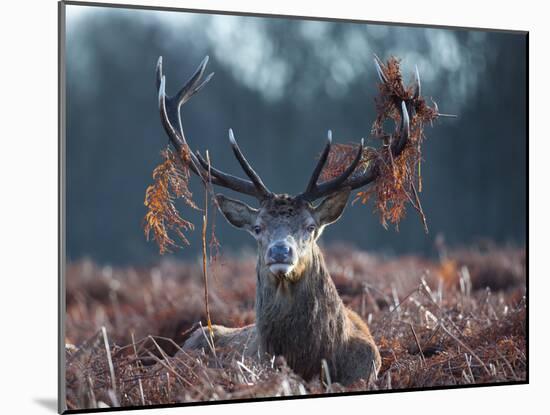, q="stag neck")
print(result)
[255,243,349,378]
[255,243,345,313]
